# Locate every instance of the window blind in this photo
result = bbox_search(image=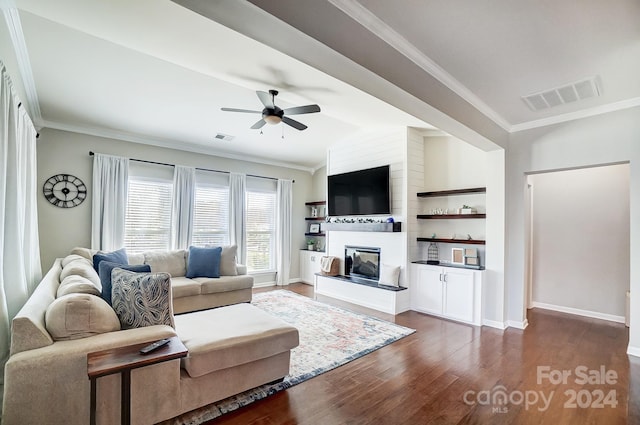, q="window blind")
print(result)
[124,179,173,253]
[246,190,276,272]
[192,185,230,247]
